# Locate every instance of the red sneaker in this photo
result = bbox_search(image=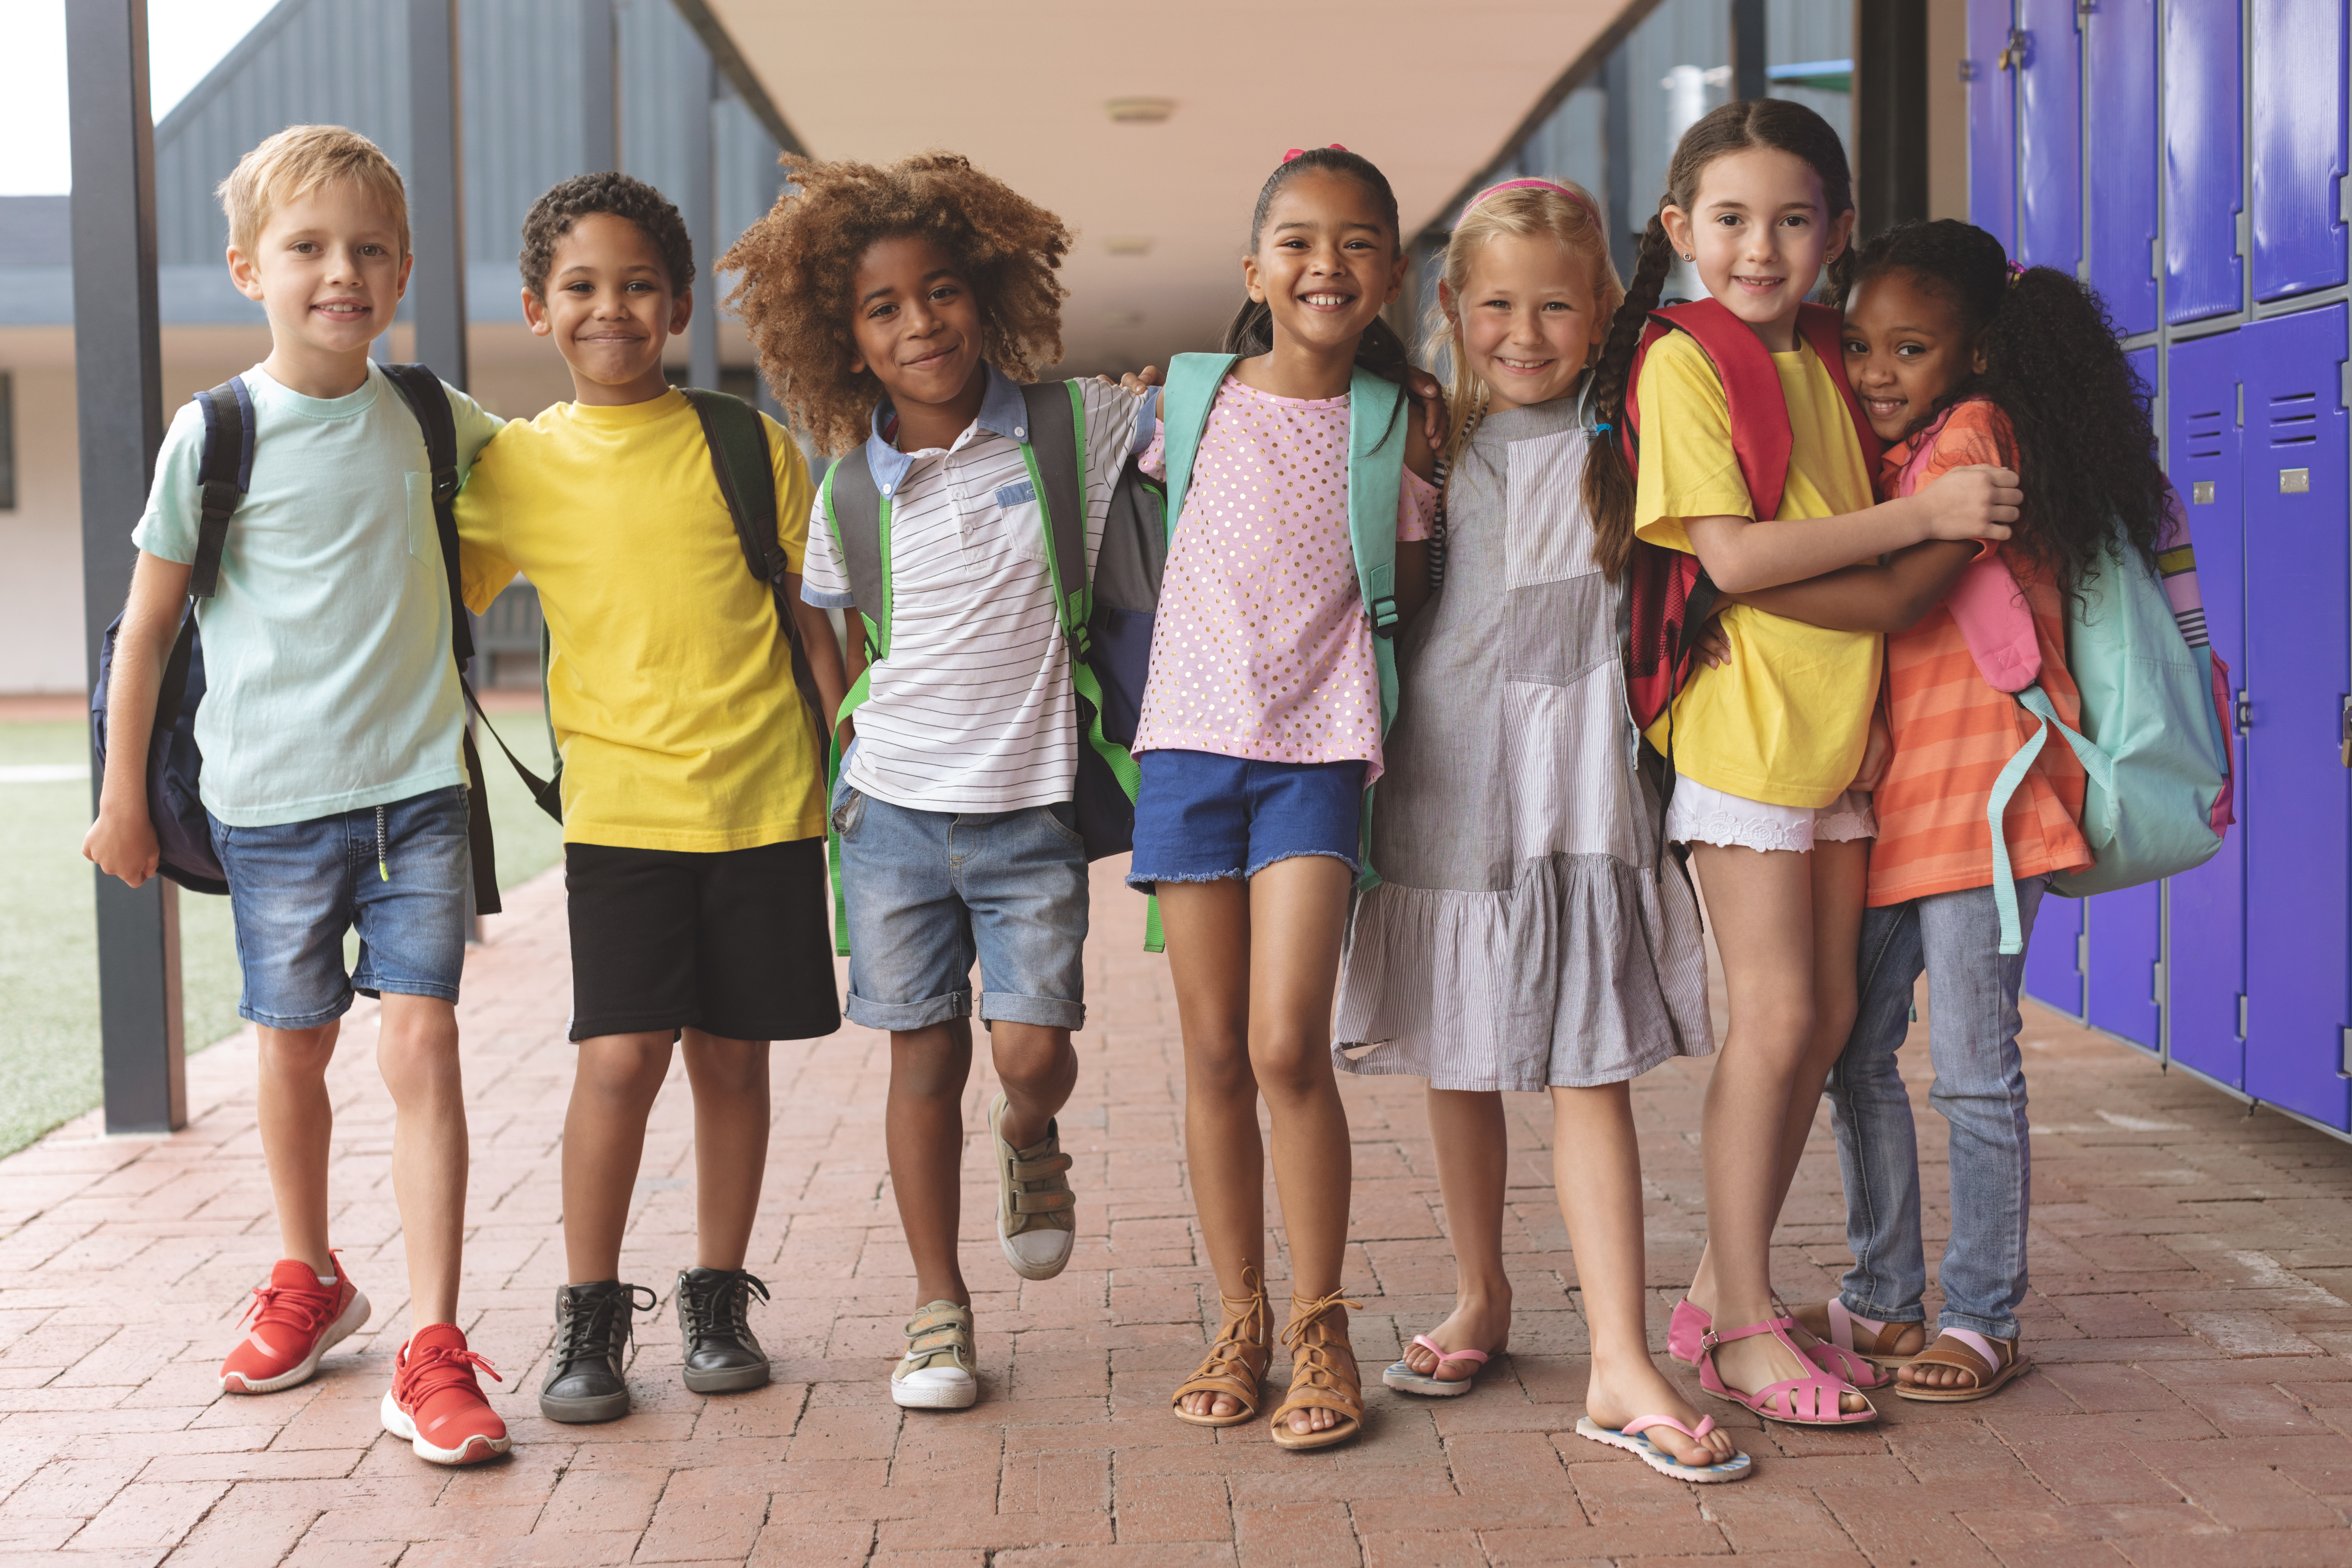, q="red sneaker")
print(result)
[380,1323,510,1465]
[219,1255,369,1393]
